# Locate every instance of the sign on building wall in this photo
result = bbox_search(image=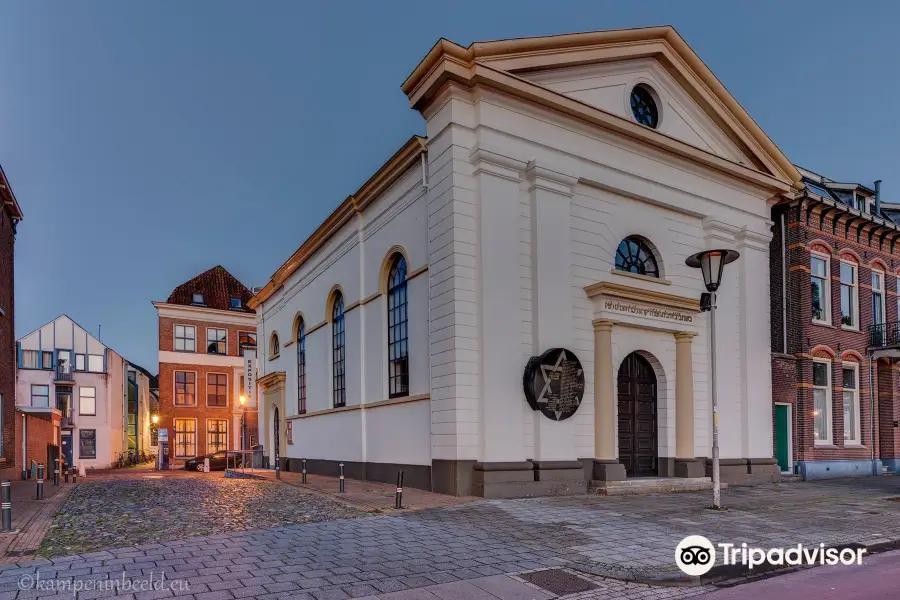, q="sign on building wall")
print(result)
[244,349,257,407]
[523,348,585,421]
